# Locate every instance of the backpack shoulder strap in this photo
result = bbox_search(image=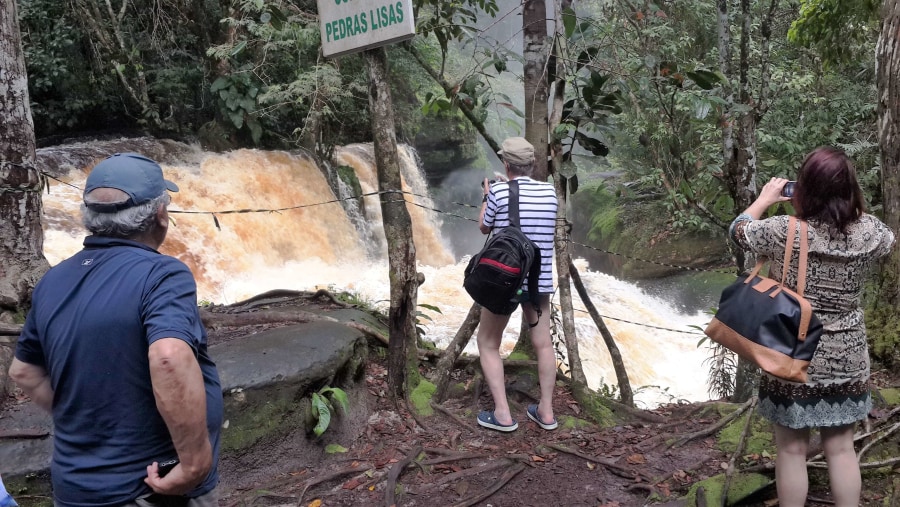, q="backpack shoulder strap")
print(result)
[511,179,544,325]
[527,245,542,327]
[508,179,521,228]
